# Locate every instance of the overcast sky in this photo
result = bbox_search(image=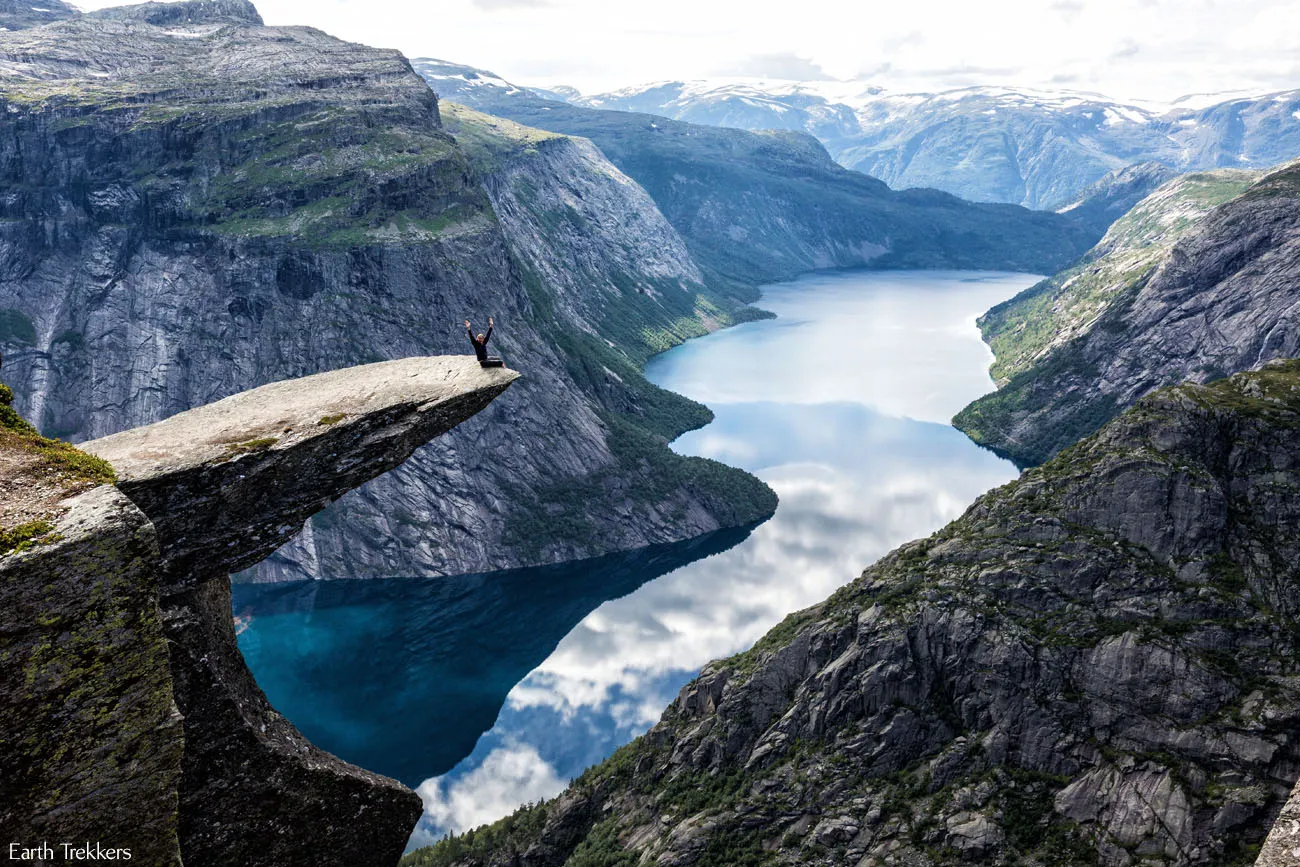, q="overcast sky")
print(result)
[74,0,1300,102]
